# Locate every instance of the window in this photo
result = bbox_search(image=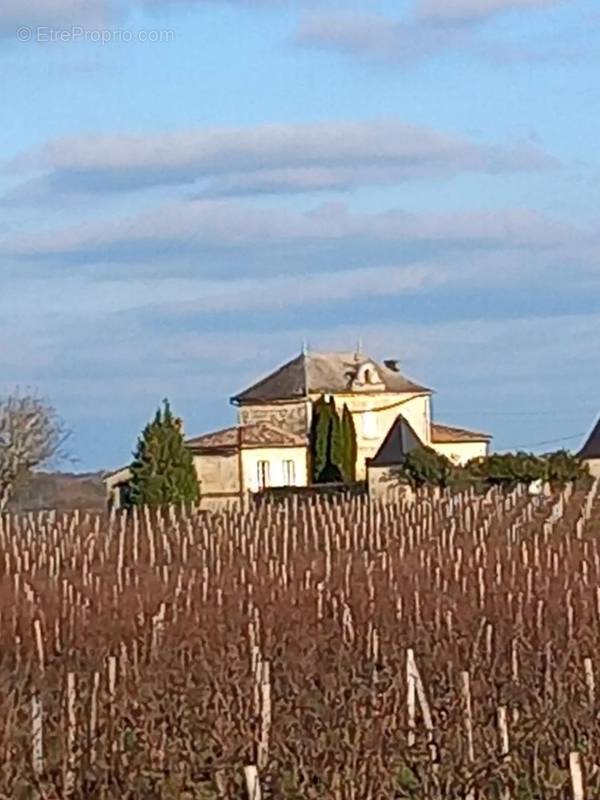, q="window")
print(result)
[362,410,378,440]
[257,460,270,490]
[364,368,372,384]
[282,459,296,485]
